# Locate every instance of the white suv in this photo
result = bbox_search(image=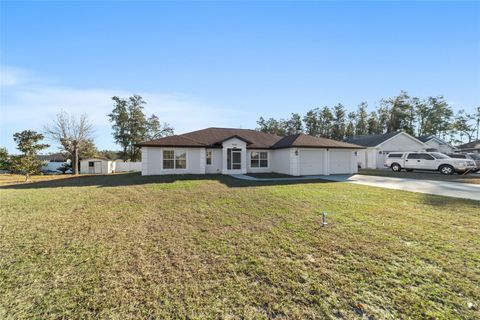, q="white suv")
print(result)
[384,152,477,175]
